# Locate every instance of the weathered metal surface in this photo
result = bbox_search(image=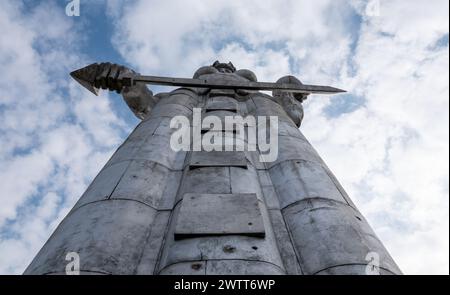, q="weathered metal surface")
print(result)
[174,193,265,239]
[178,166,231,196]
[104,118,160,167]
[135,211,171,274]
[206,96,238,111]
[267,209,303,274]
[192,131,248,153]
[189,151,247,169]
[315,265,397,275]
[26,61,401,276]
[133,134,186,170]
[157,170,183,210]
[205,260,285,275]
[25,200,157,275]
[269,159,348,209]
[158,194,285,274]
[149,102,193,119]
[277,120,308,141]
[110,160,170,208]
[202,110,241,131]
[230,166,264,201]
[158,261,206,275]
[157,93,199,111]
[262,135,324,168]
[71,161,130,210]
[282,198,402,275]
